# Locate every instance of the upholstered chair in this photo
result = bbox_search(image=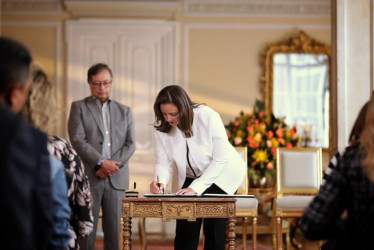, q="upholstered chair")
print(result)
[274,147,322,250]
[235,147,259,250]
